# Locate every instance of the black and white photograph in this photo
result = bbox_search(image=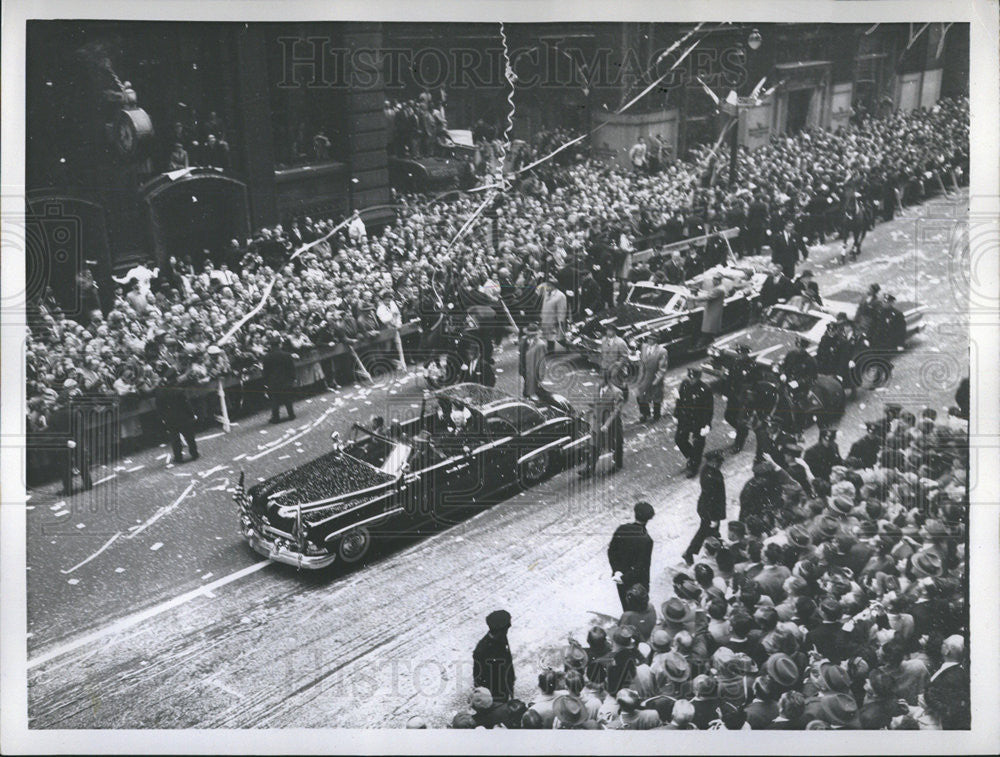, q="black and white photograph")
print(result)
[1,0,997,753]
